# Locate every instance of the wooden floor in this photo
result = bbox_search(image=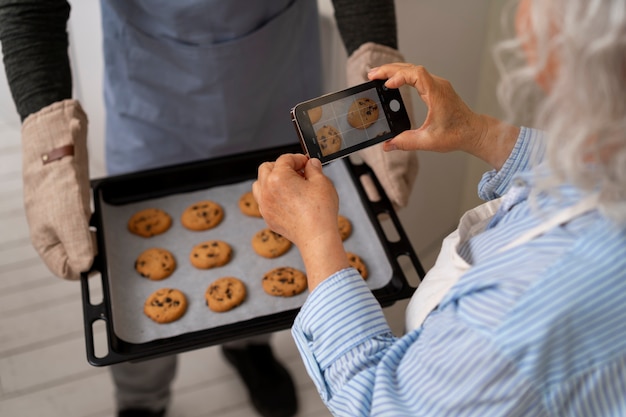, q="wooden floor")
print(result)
[0,120,425,417]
